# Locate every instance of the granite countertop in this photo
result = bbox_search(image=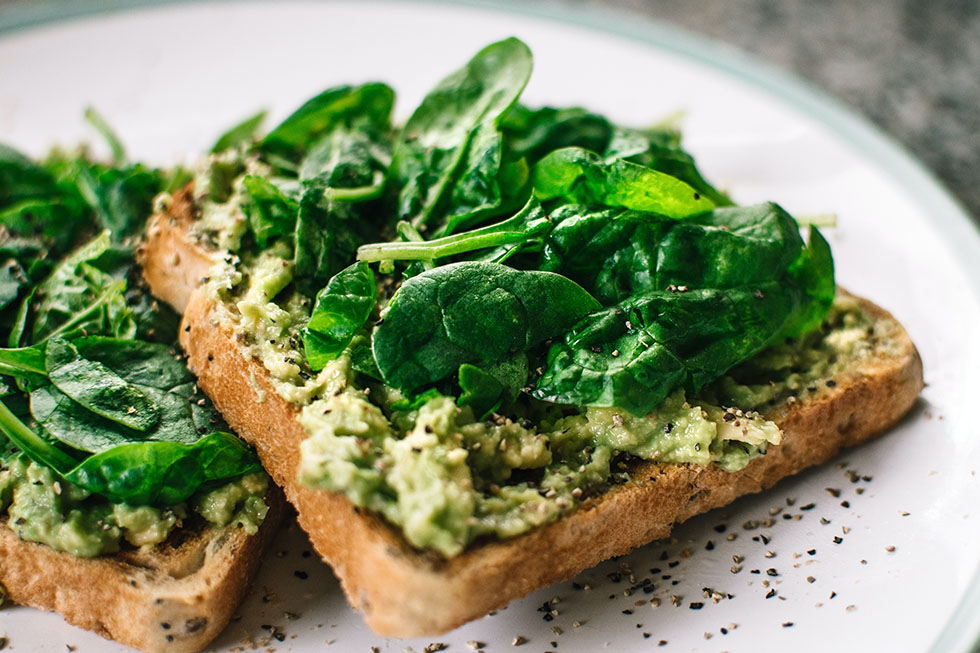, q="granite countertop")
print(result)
[578,0,980,223]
